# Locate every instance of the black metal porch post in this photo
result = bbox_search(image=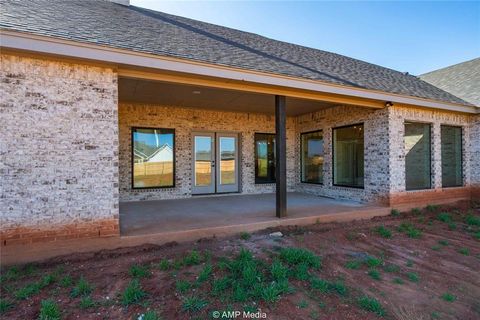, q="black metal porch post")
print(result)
[275,95,287,218]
